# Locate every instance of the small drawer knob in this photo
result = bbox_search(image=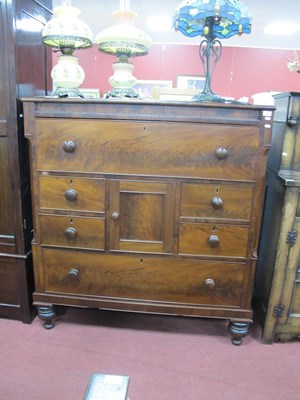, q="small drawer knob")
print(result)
[111,211,120,220]
[287,117,298,126]
[65,227,77,239]
[68,268,79,281]
[65,188,78,201]
[215,147,228,160]
[208,234,220,248]
[211,197,223,209]
[63,141,76,153]
[205,278,215,288]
